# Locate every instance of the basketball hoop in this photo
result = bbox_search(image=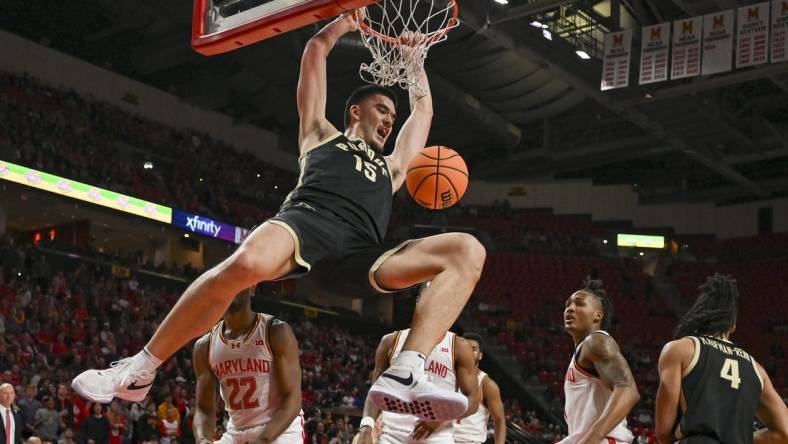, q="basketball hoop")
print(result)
[353,0,459,93]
